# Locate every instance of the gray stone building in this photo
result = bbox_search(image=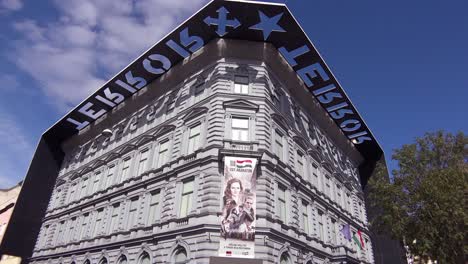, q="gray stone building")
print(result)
[0,1,389,263]
[29,39,374,264]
